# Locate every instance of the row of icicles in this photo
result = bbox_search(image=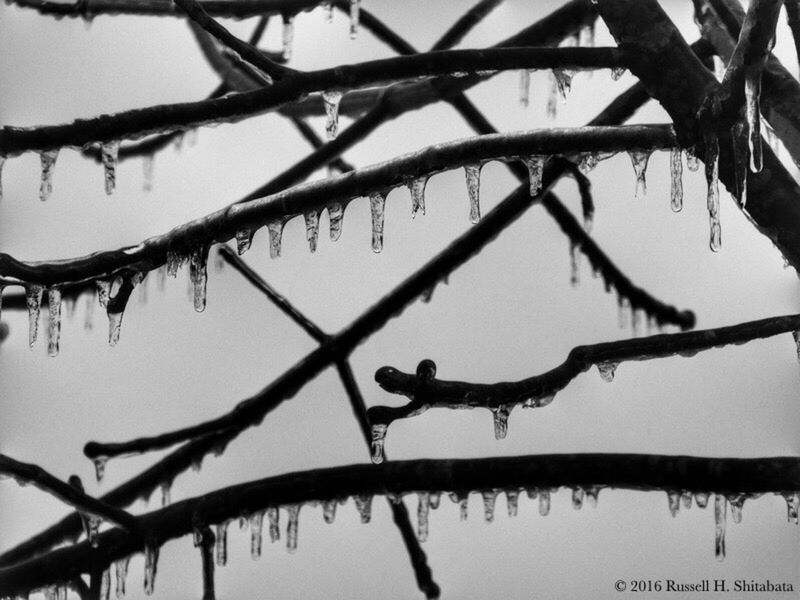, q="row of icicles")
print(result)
[37,488,800,598]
